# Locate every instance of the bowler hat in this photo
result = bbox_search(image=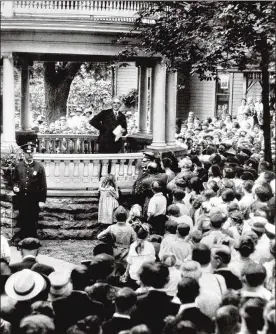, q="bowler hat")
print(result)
[5,269,46,301]
[251,216,268,233]
[18,238,41,250]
